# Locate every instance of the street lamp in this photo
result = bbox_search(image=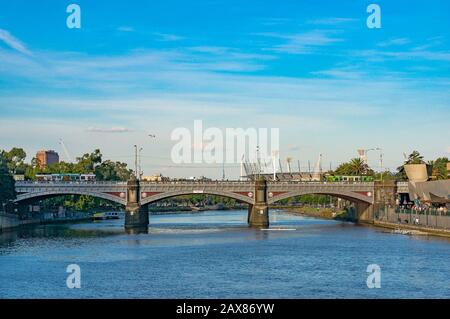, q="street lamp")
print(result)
[138,147,143,180]
[364,147,383,180]
[376,147,384,182]
[134,145,138,179]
